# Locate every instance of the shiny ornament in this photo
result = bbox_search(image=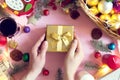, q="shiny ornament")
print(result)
[108,43,116,50]
[100,14,111,21]
[8,40,18,49]
[86,0,99,6]
[89,6,99,15]
[111,14,120,22]
[10,49,23,61]
[0,35,7,46]
[94,51,101,58]
[42,68,49,76]
[22,53,29,62]
[70,10,80,19]
[43,9,49,16]
[102,54,120,70]
[98,0,113,14]
[113,1,120,14]
[23,26,30,33]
